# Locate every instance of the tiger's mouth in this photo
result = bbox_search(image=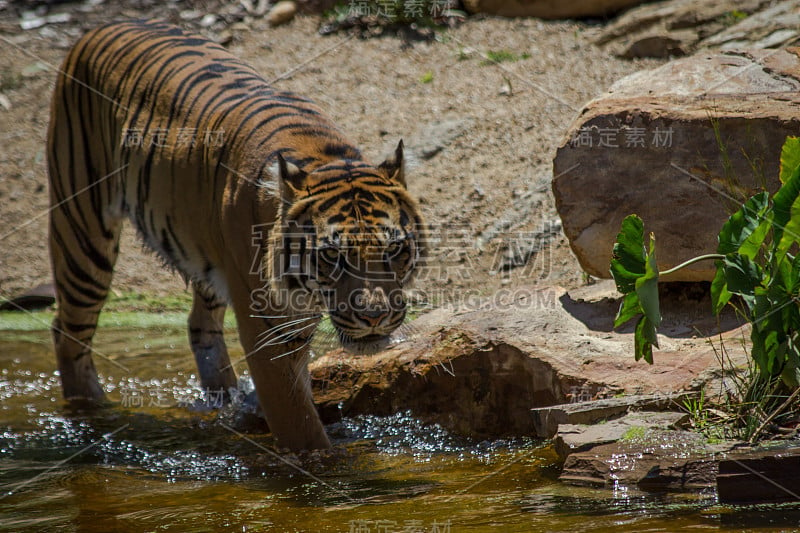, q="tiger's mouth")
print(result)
[350,333,388,343]
[336,330,392,355]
